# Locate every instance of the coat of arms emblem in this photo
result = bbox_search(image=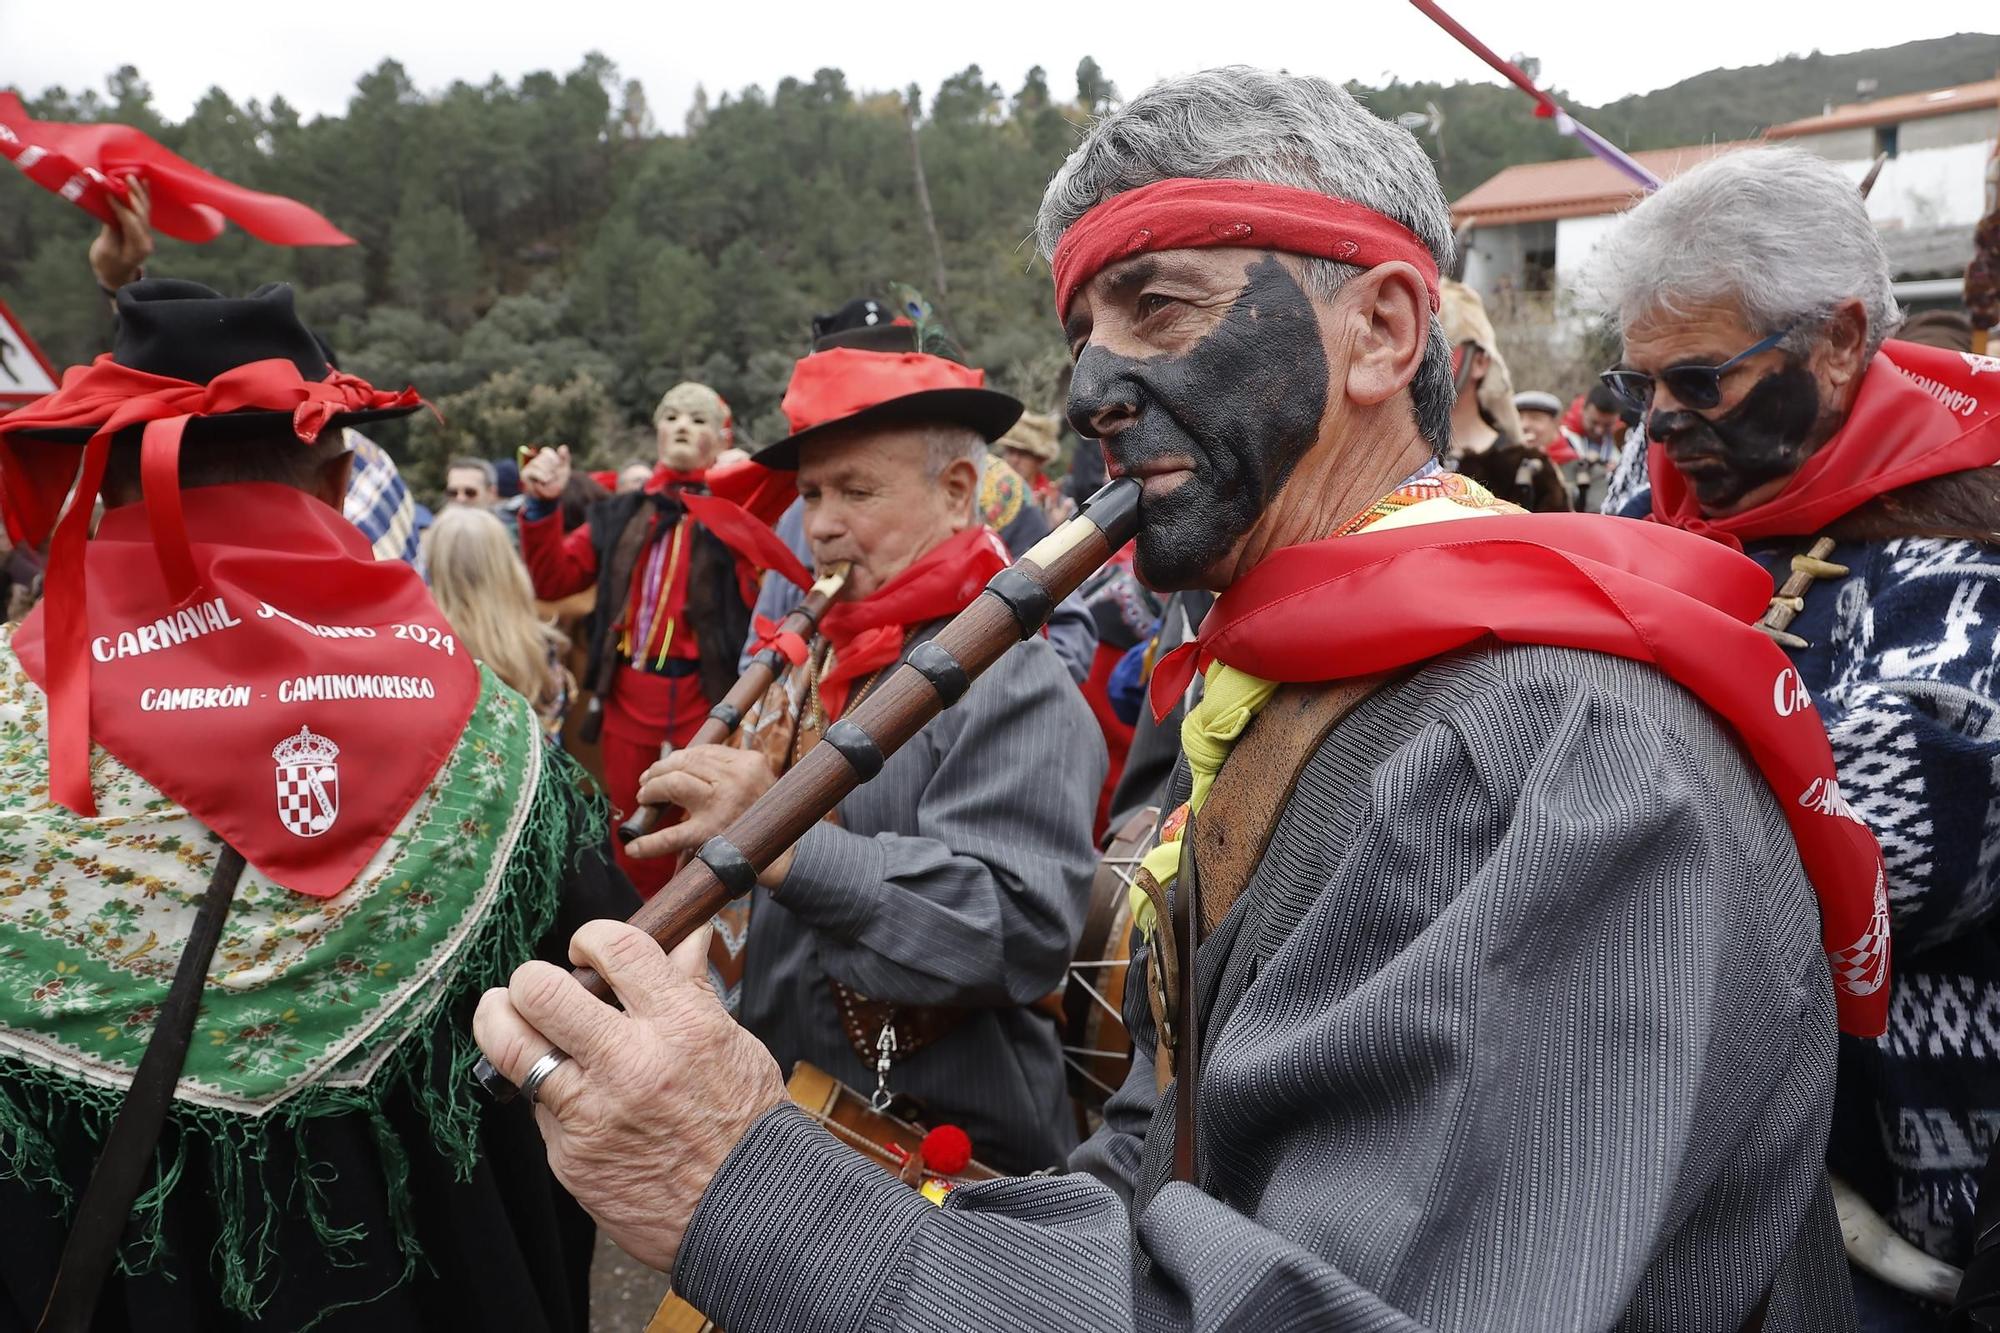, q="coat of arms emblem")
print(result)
[273,725,340,838]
